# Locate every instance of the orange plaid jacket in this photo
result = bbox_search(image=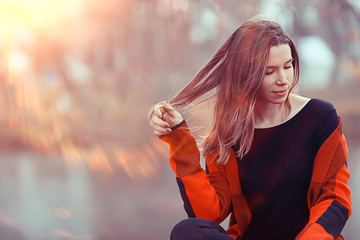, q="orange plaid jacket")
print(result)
[161,117,351,240]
